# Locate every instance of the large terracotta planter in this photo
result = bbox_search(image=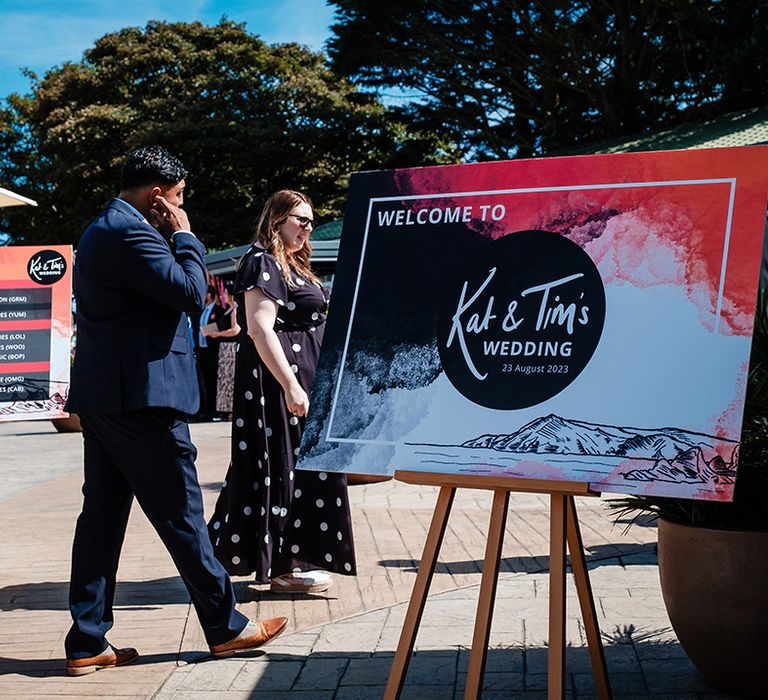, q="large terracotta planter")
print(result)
[51,412,82,433]
[658,518,768,698]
